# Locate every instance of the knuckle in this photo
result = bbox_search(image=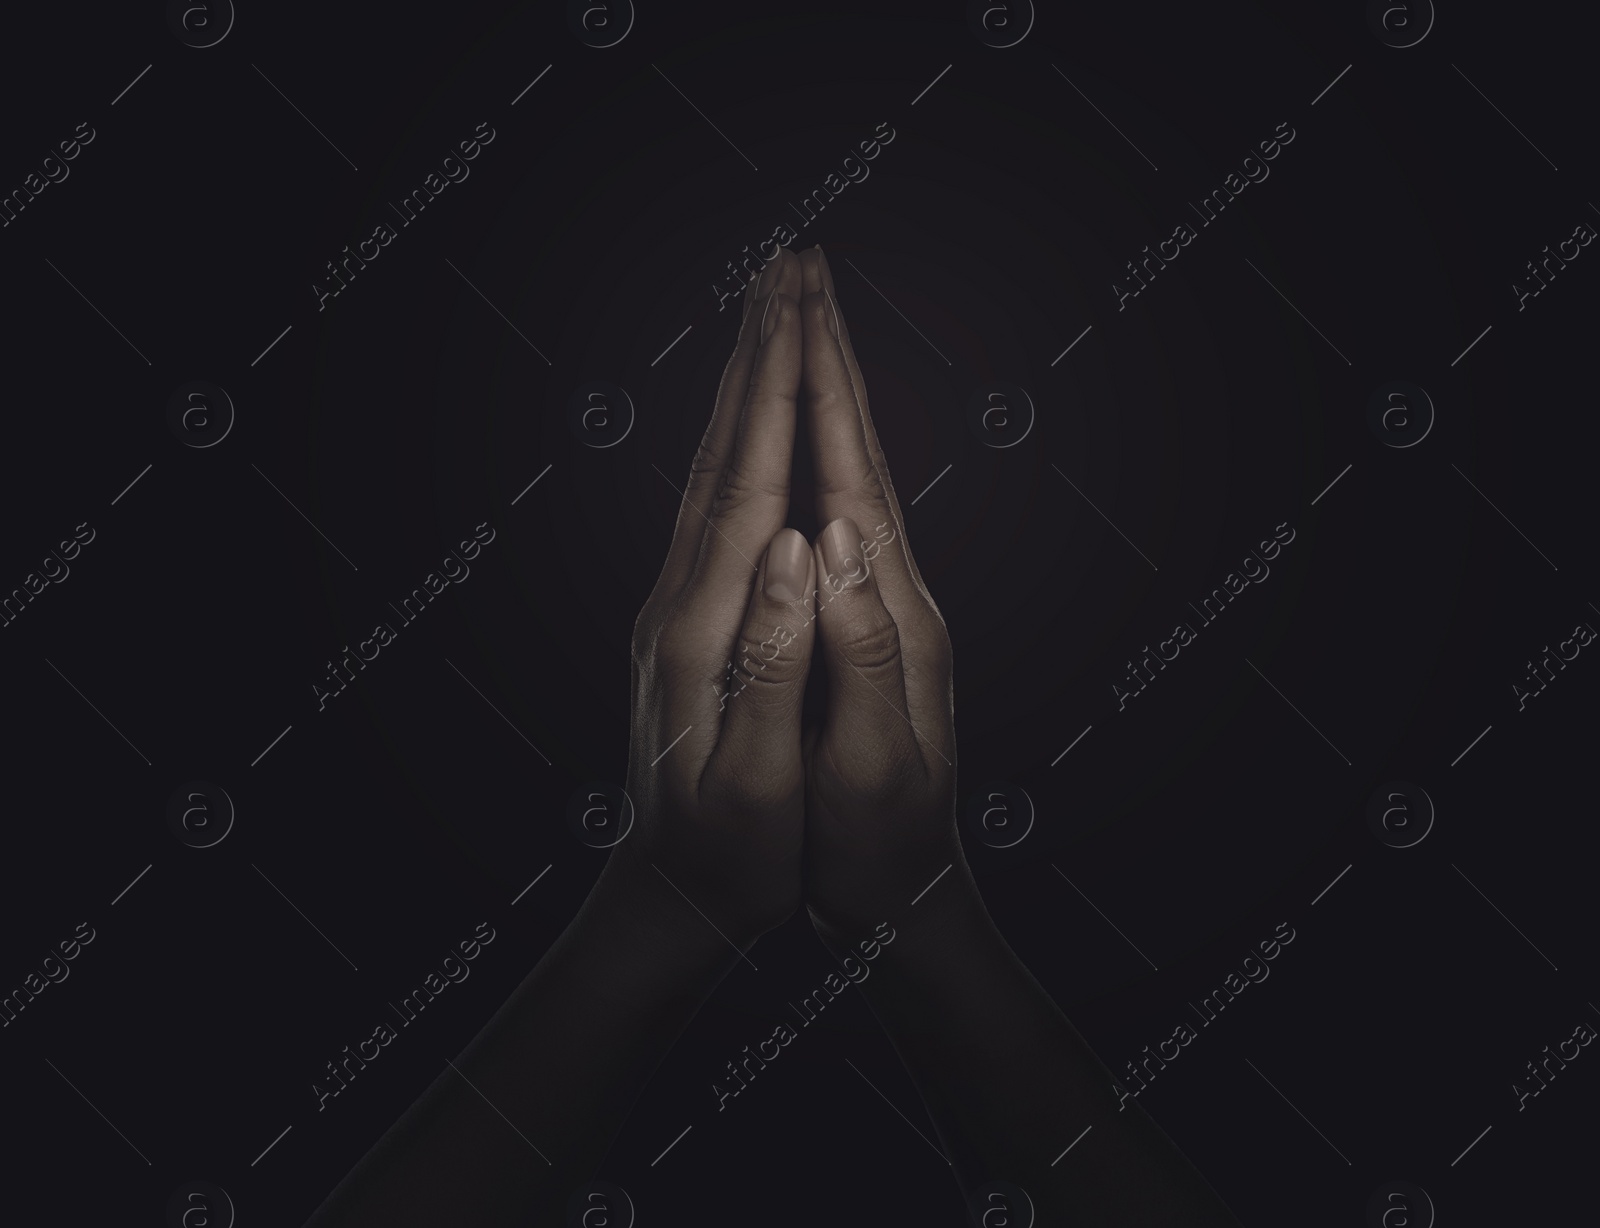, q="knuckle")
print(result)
[652,619,704,675]
[712,456,788,519]
[731,627,807,693]
[688,438,725,488]
[815,455,887,504]
[829,608,902,673]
